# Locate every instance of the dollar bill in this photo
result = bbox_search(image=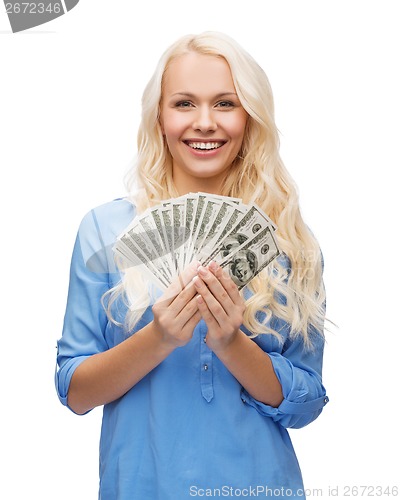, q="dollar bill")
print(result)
[159,205,176,277]
[182,193,199,268]
[202,203,276,266]
[196,200,246,262]
[149,206,175,277]
[218,225,280,289]
[185,193,209,264]
[114,232,169,290]
[191,197,222,261]
[172,200,186,275]
[137,208,173,280]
